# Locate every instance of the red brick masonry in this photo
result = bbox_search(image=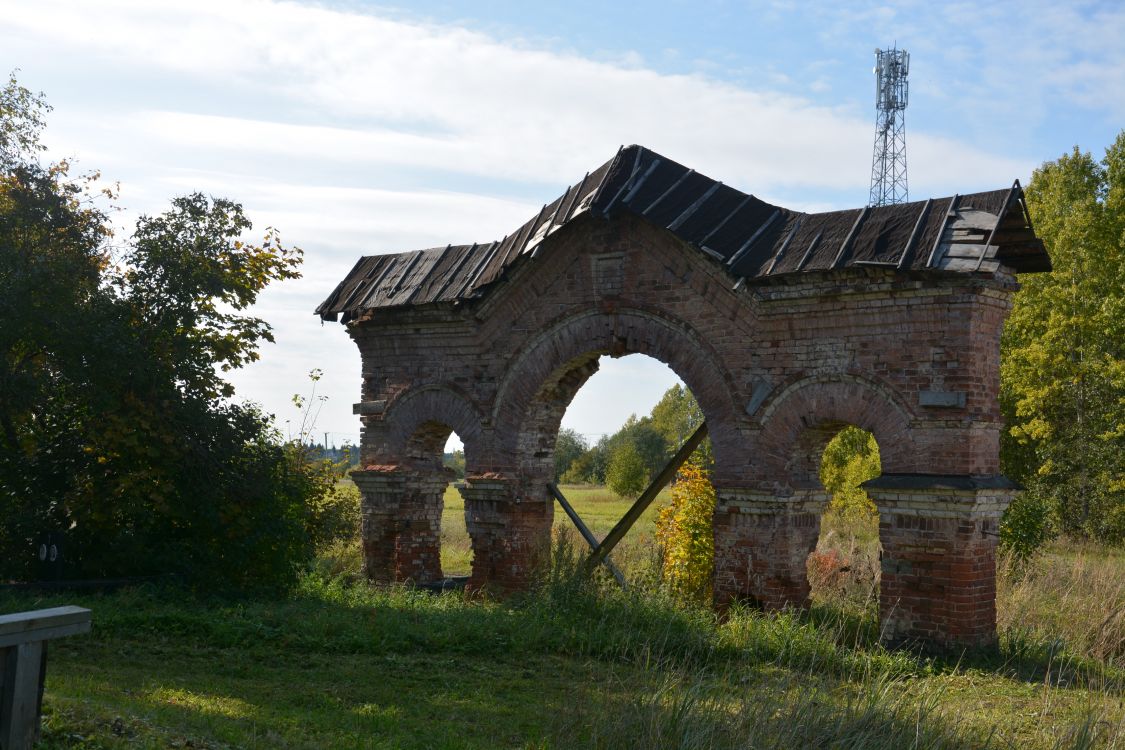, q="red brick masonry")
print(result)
[342,213,1020,649]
